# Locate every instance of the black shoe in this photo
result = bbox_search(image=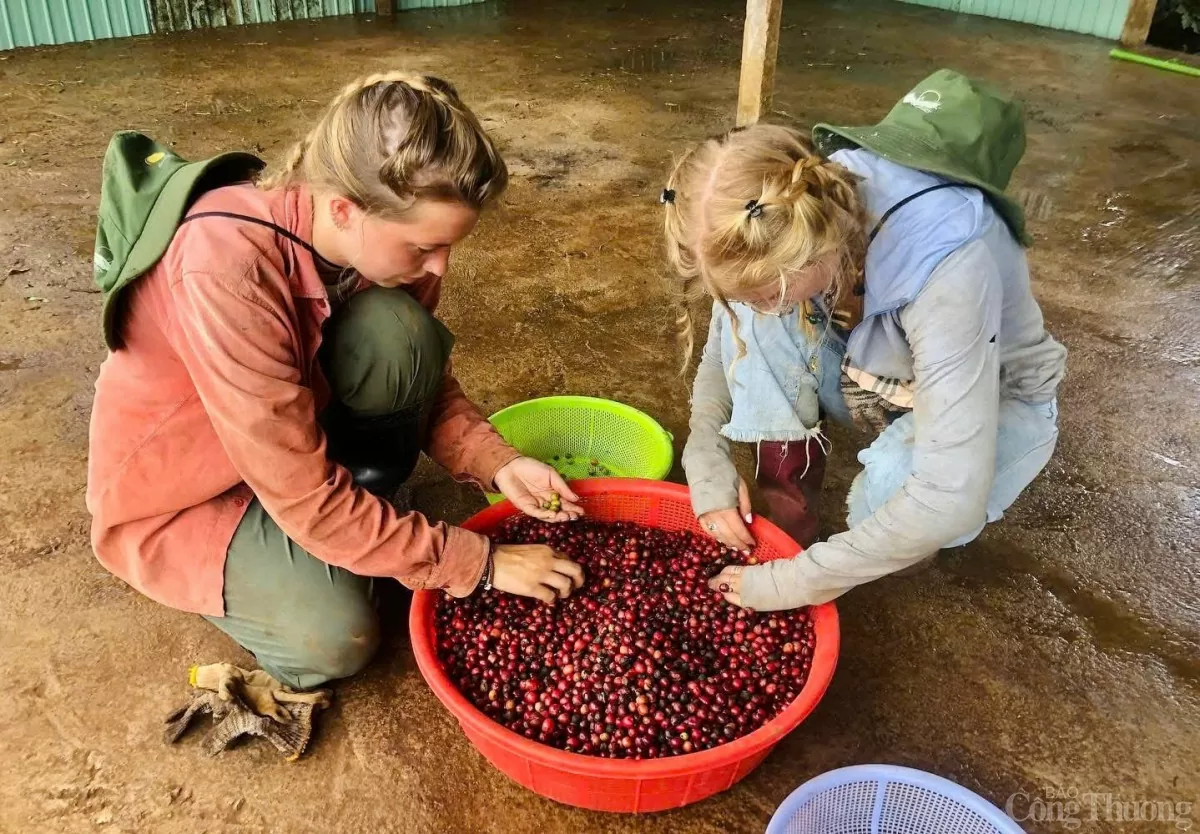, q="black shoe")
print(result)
[321,402,422,499]
[346,464,407,498]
